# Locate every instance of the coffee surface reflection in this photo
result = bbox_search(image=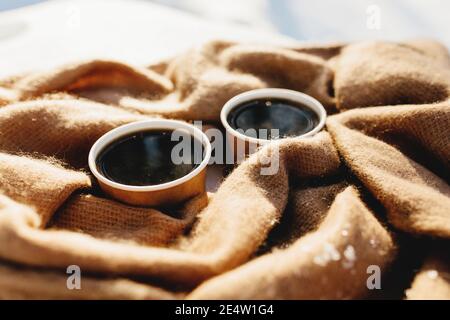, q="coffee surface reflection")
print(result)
[227,98,319,140]
[96,130,203,186]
